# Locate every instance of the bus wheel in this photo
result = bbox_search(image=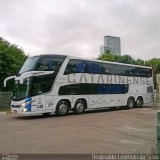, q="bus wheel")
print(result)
[73,99,85,114]
[136,98,143,108]
[56,100,69,116]
[127,98,135,109]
